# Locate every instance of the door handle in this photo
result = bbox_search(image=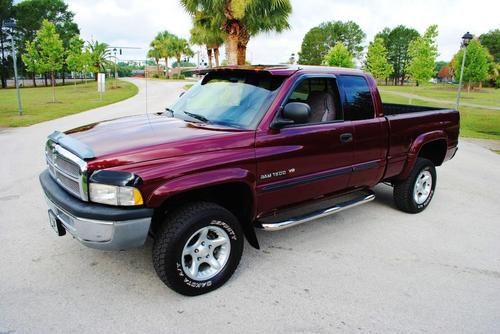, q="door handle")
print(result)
[339,133,353,143]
